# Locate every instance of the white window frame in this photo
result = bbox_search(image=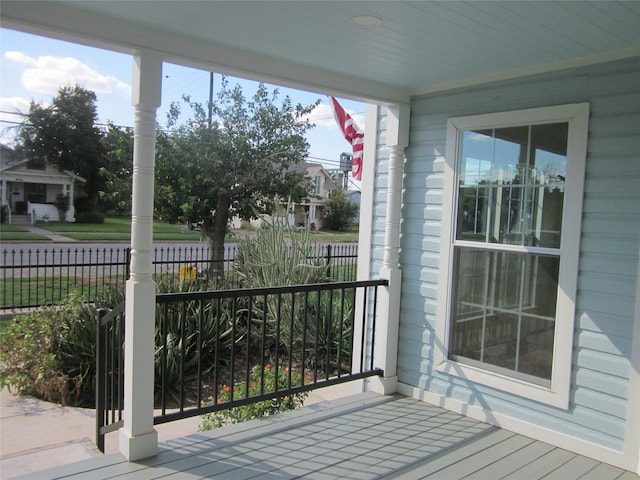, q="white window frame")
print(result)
[434,103,589,409]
